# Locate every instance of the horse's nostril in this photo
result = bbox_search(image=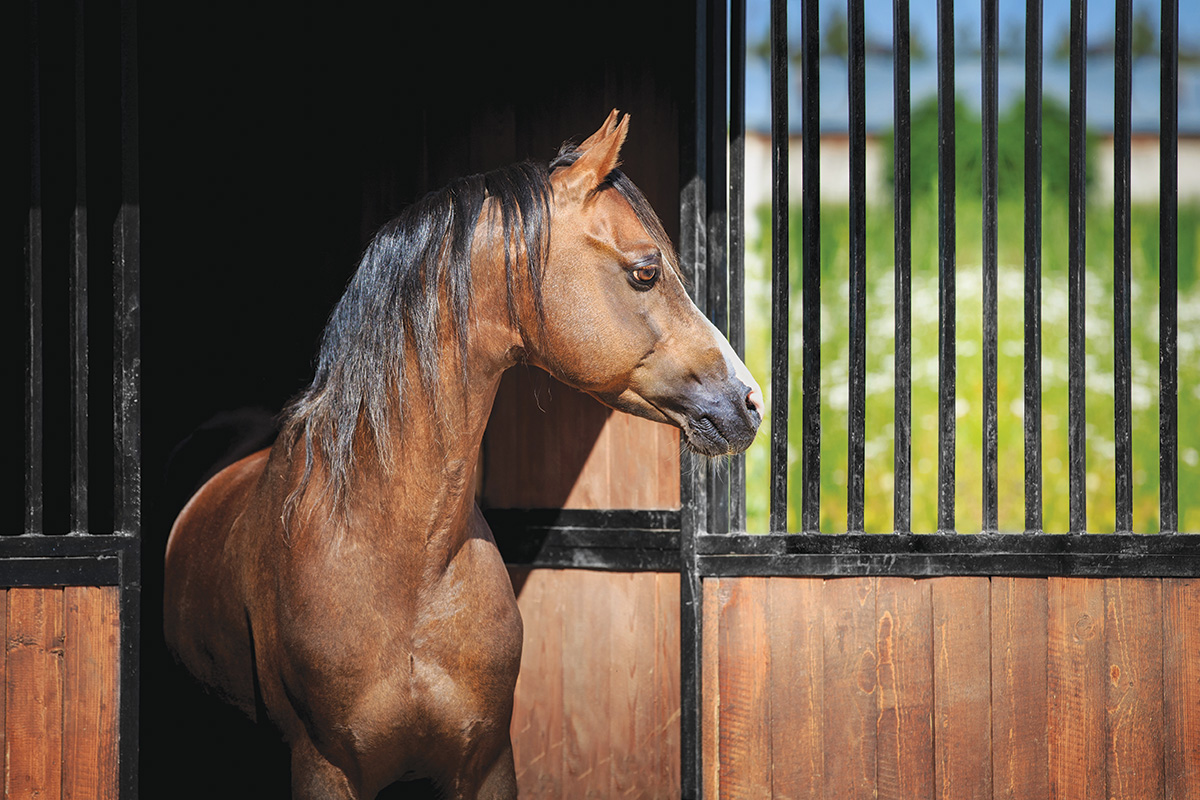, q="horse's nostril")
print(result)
[745,387,764,420]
